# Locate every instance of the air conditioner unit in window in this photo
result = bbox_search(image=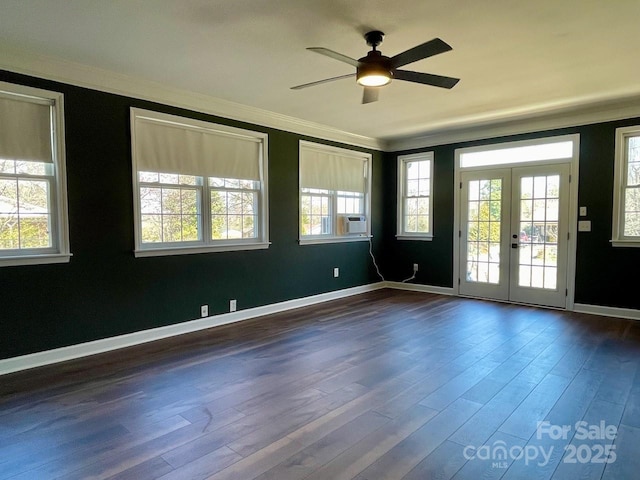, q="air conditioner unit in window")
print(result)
[340,215,367,235]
